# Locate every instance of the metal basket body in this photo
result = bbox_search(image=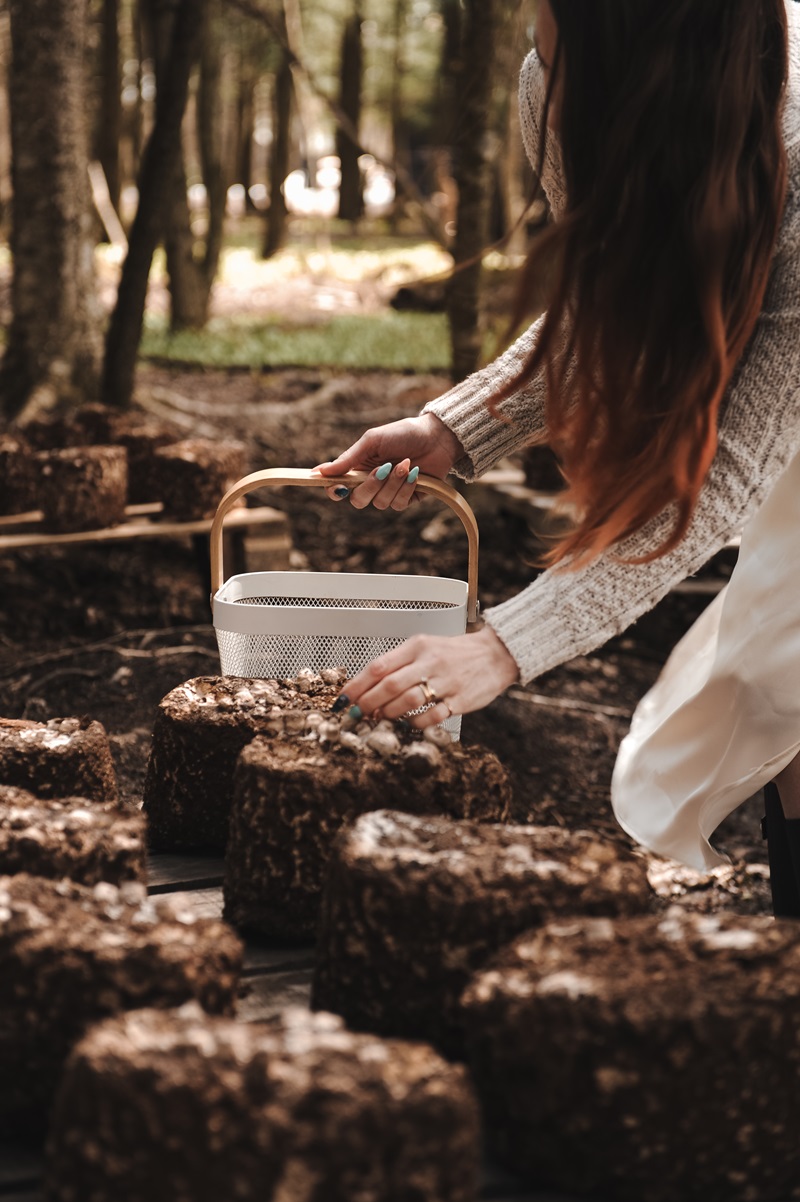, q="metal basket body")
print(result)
[213,570,467,737]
